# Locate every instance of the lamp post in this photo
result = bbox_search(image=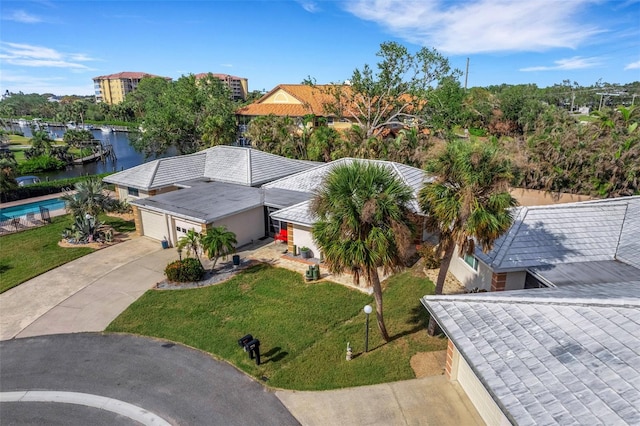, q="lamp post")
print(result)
[363,304,372,353]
